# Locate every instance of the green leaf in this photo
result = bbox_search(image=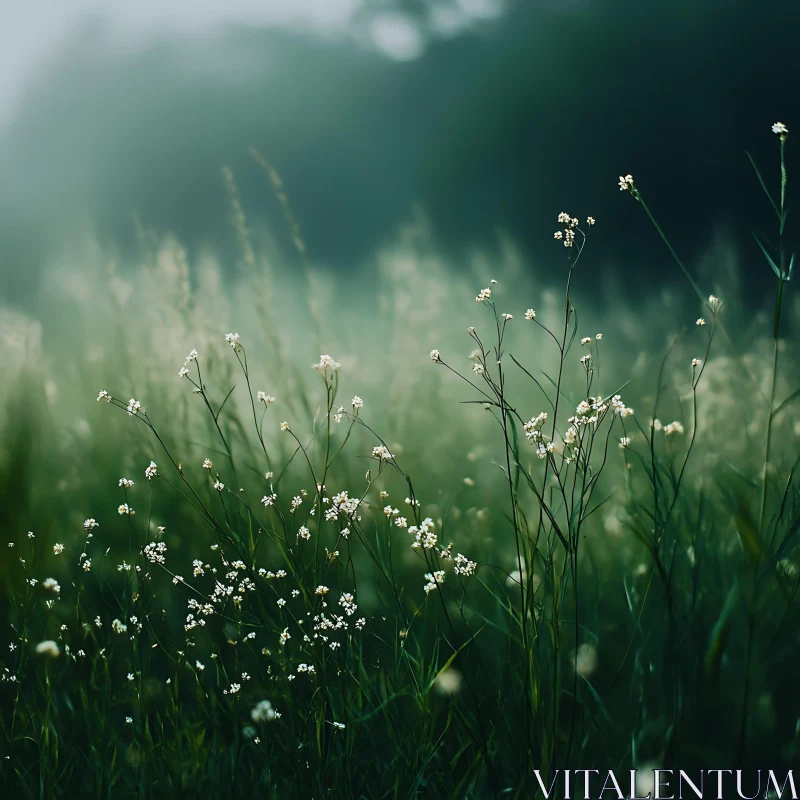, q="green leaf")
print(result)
[704,580,739,683]
[770,515,800,568]
[751,230,785,279]
[214,384,237,421]
[746,151,780,221]
[773,387,800,421]
[426,625,486,694]
[735,502,764,564]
